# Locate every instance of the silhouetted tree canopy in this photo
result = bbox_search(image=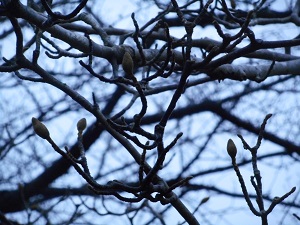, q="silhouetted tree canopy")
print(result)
[0,0,300,224]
